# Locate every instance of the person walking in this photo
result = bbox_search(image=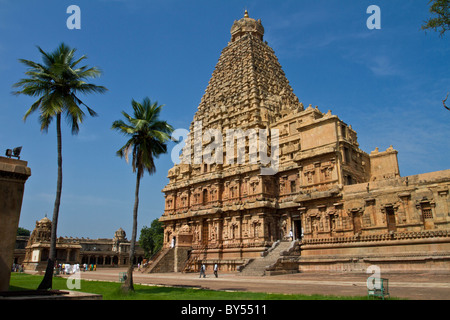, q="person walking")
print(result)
[199,264,206,278]
[214,263,218,278]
